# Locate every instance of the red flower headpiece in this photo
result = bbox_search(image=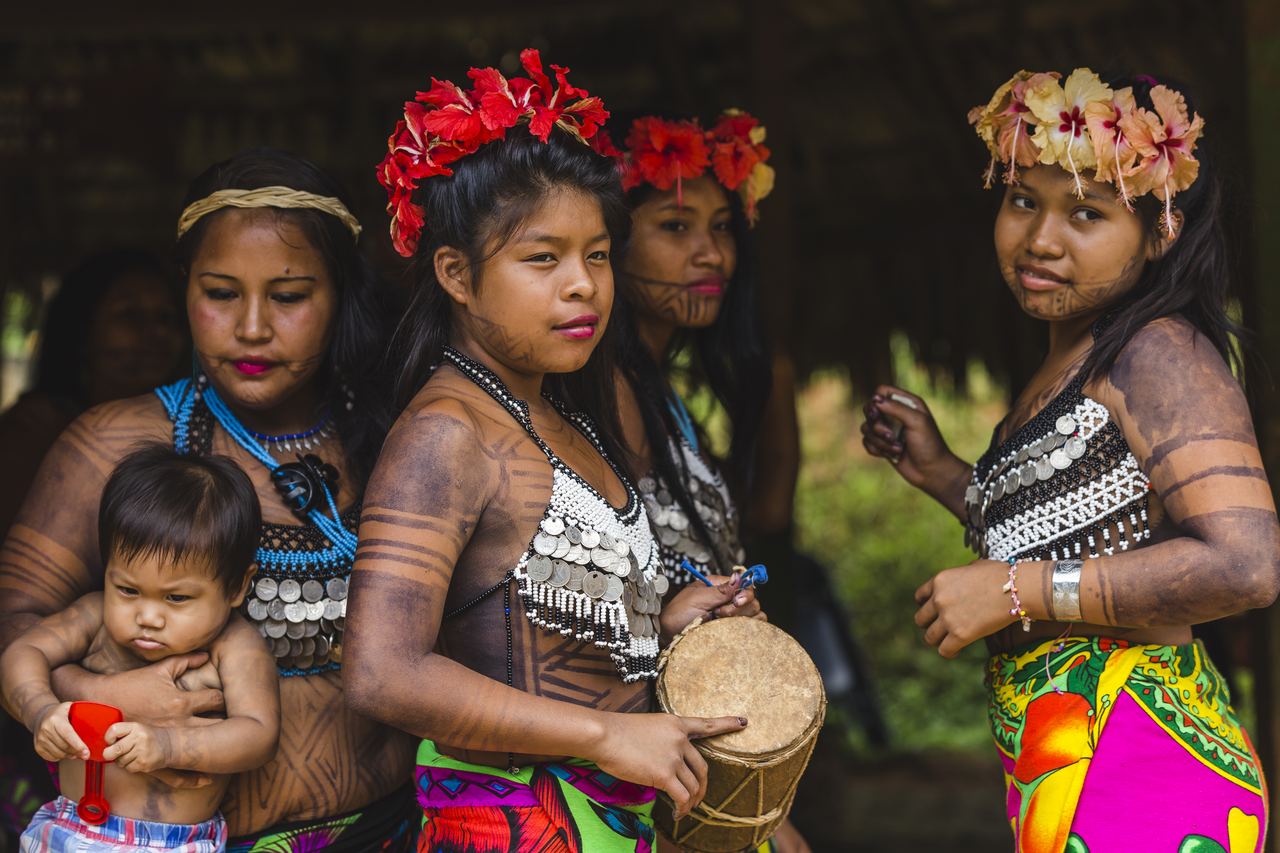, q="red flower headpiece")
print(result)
[376,49,610,257]
[593,109,775,225]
